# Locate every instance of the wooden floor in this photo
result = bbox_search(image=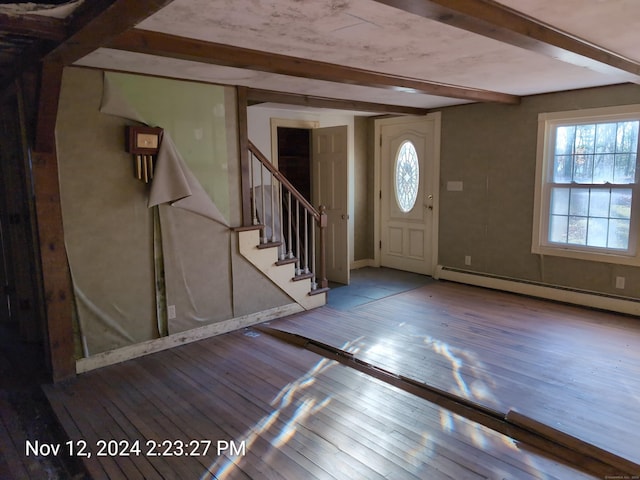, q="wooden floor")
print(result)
[44,280,640,479]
